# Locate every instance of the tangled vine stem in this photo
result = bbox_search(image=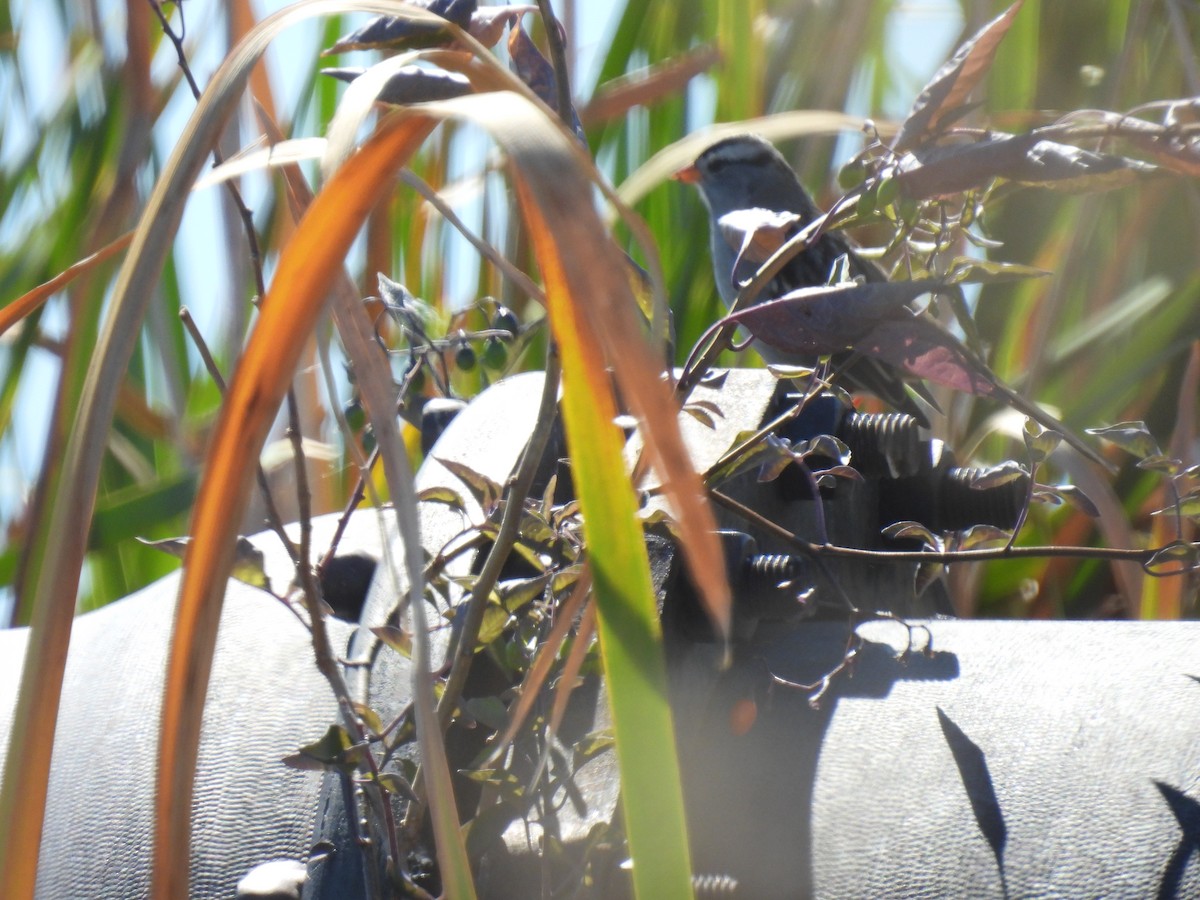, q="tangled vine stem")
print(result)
[767,630,862,708]
[178,307,297,564]
[710,489,1197,576]
[763,610,936,712]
